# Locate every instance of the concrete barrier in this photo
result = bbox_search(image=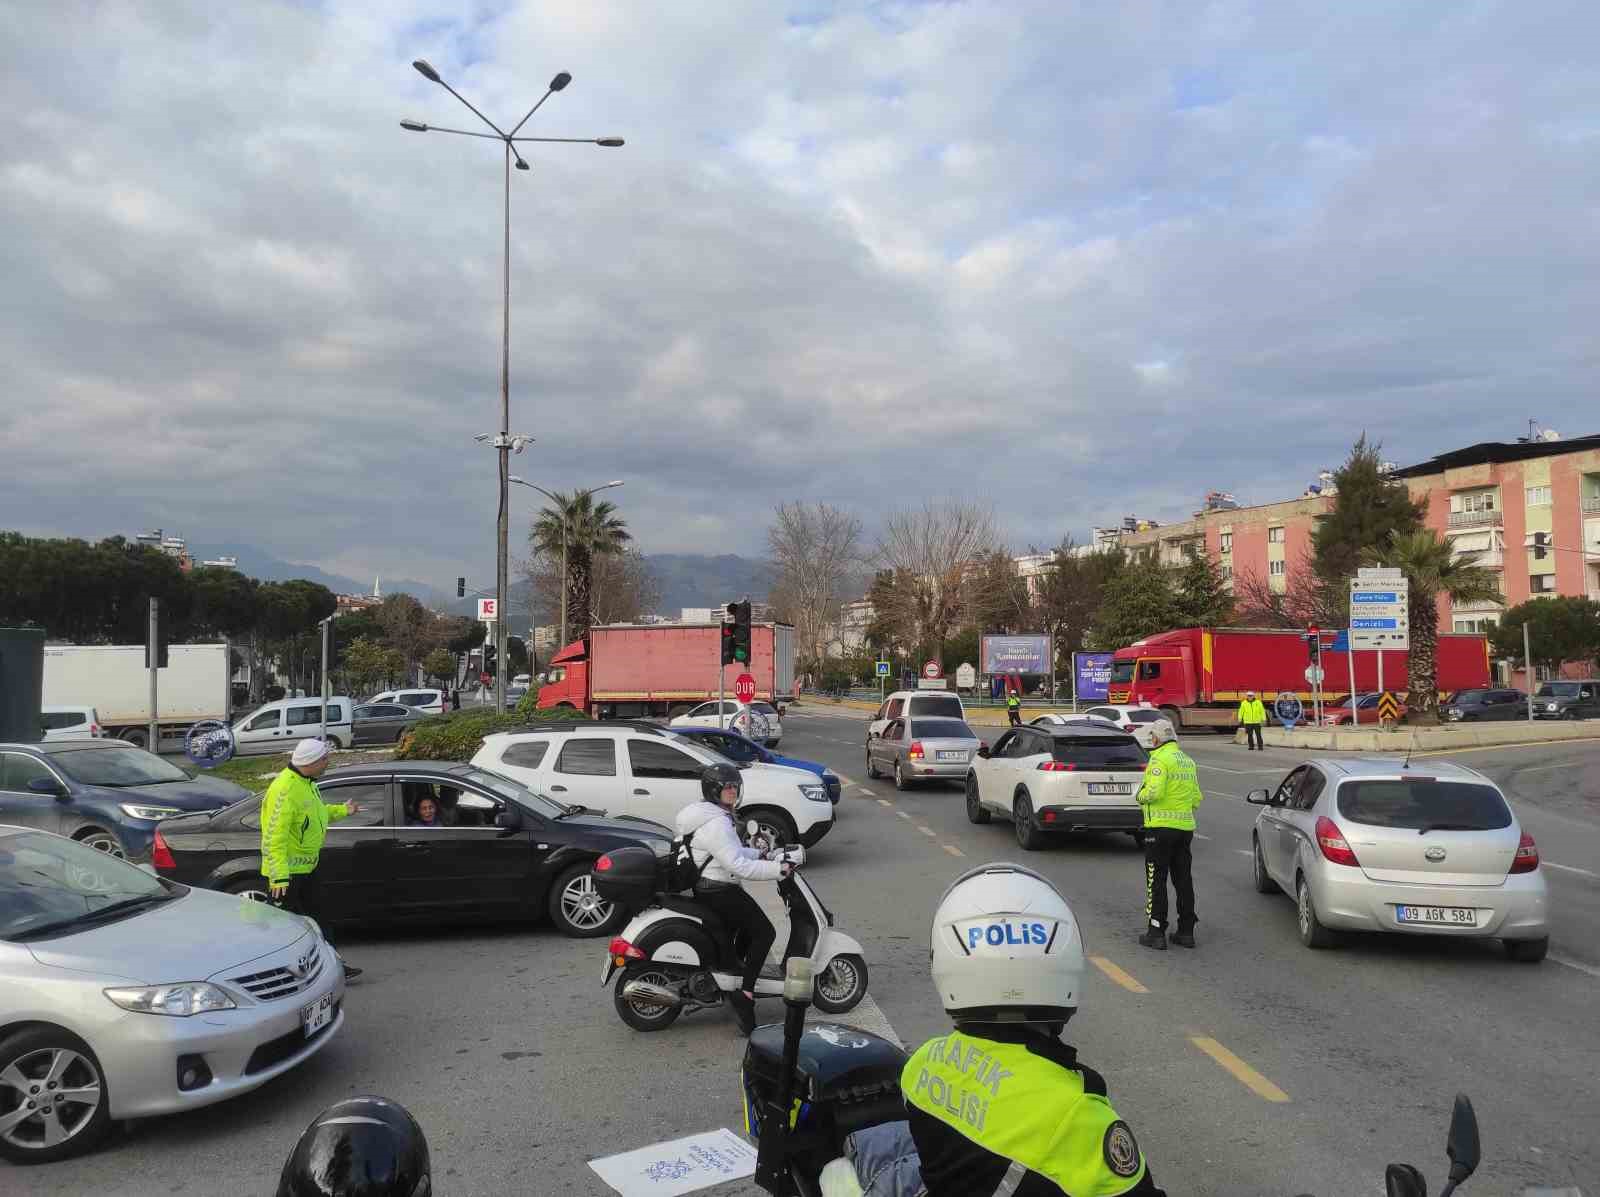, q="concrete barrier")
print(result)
[1238,722,1600,752]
